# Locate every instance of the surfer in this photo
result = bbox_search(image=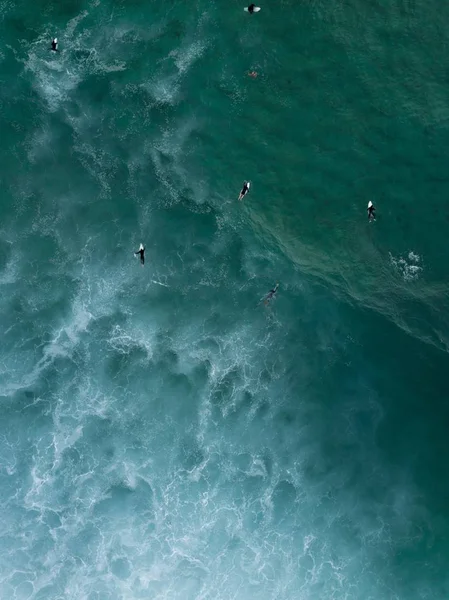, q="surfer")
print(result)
[248,71,258,78]
[367,201,376,221]
[264,283,279,305]
[247,3,257,13]
[238,181,250,201]
[51,38,58,52]
[135,244,145,265]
